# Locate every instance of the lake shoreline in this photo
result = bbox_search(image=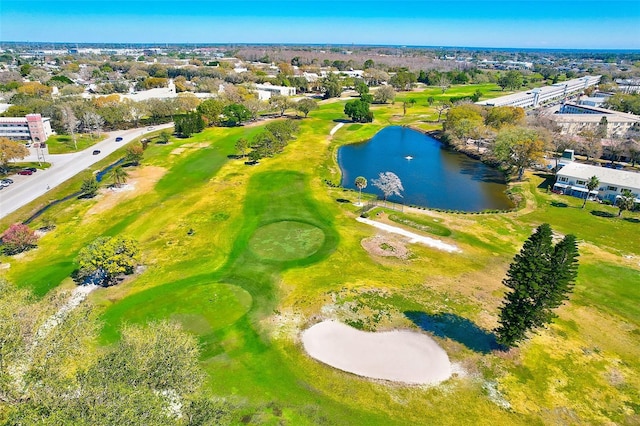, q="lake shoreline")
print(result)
[406,125,503,168]
[339,126,513,211]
